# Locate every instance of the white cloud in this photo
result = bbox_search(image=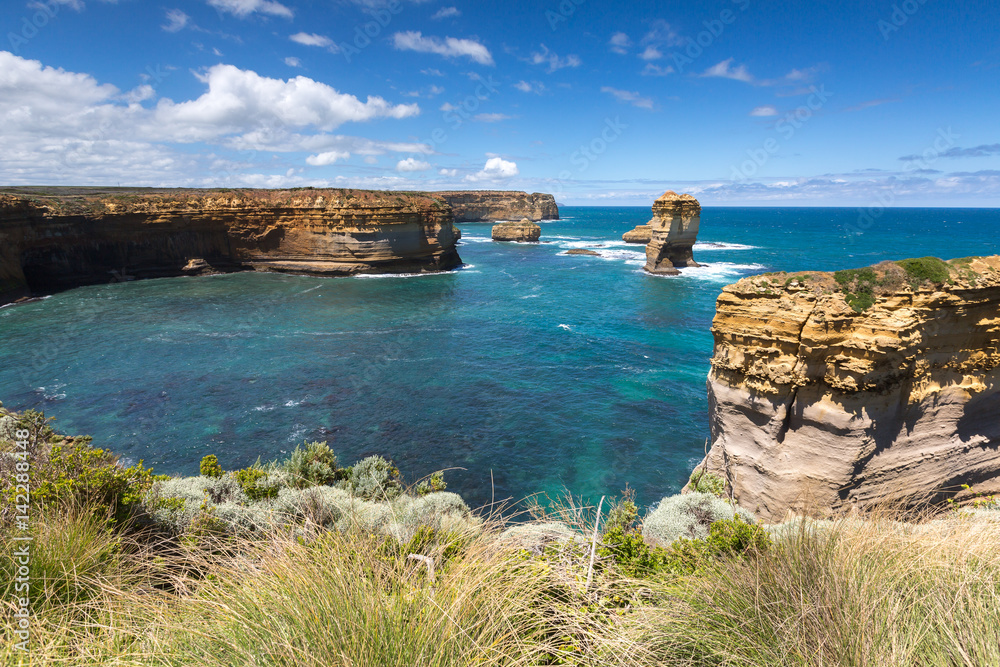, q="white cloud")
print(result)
[439,168,457,176]
[284,56,302,67]
[439,102,457,111]
[290,32,334,48]
[421,68,445,77]
[207,0,293,18]
[364,155,378,164]
[642,63,674,76]
[529,44,581,72]
[639,46,662,61]
[396,157,432,172]
[601,86,654,110]
[609,32,631,55]
[513,80,545,94]
[431,6,460,19]
[392,31,494,65]
[750,105,778,116]
[152,64,420,140]
[474,113,511,122]
[702,58,754,83]
[162,9,190,32]
[0,52,429,187]
[464,156,518,182]
[641,20,685,48]
[306,150,350,166]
